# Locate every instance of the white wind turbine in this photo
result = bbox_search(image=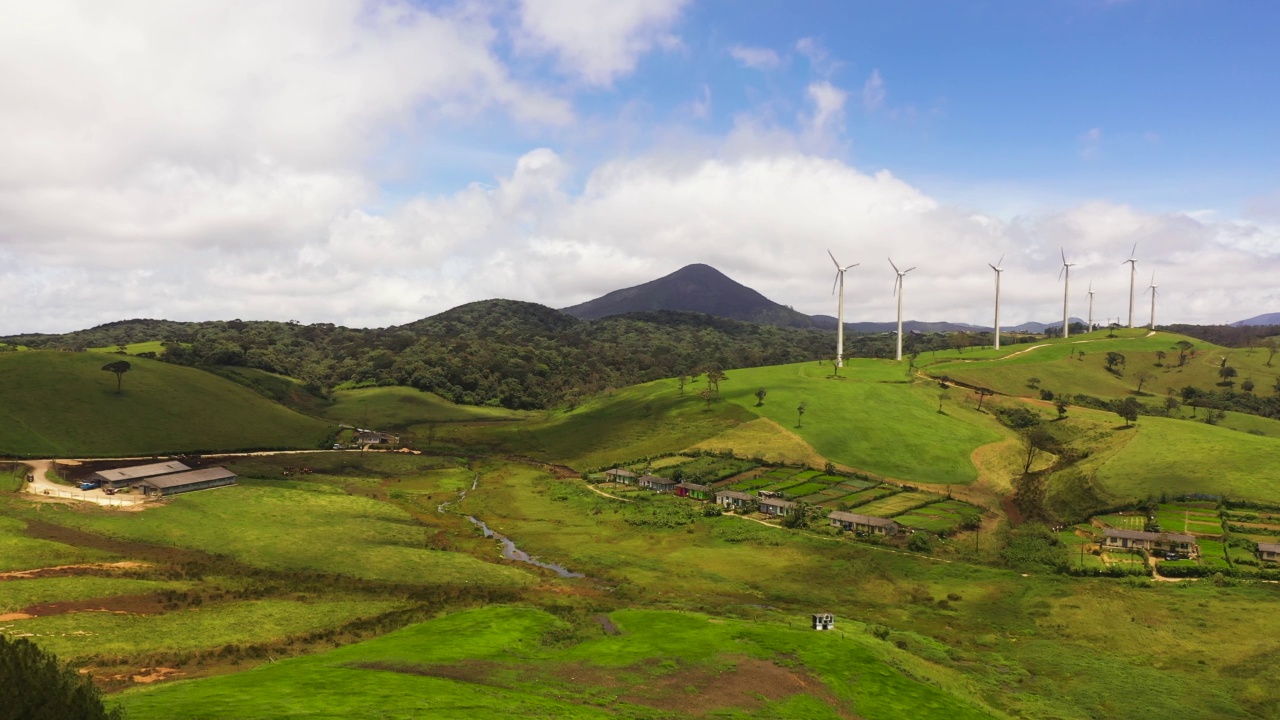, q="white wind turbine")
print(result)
[1059,248,1076,339]
[1146,272,1159,330]
[989,255,1004,350]
[889,258,916,361]
[828,250,858,368]
[1123,243,1138,328]
[1086,282,1096,332]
